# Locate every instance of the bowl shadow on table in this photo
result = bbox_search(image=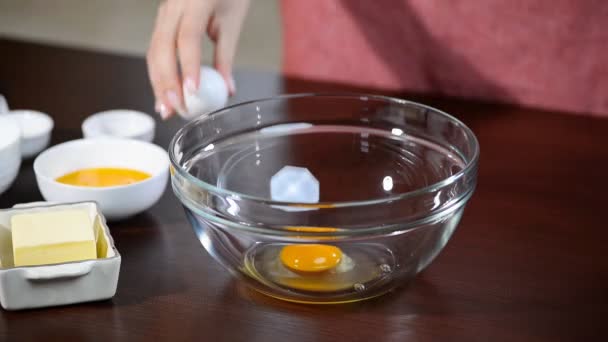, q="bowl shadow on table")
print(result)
[157,276,450,341]
[102,212,189,307]
[222,273,452,316]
